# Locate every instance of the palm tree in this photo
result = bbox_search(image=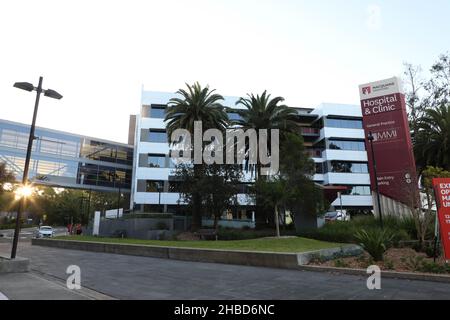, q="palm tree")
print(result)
[165,82,228,230]
[234,91,298,228]
[414,103,450,171]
